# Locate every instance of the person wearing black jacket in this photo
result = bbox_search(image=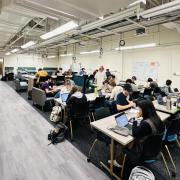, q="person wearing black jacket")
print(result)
[132,99,165,139]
